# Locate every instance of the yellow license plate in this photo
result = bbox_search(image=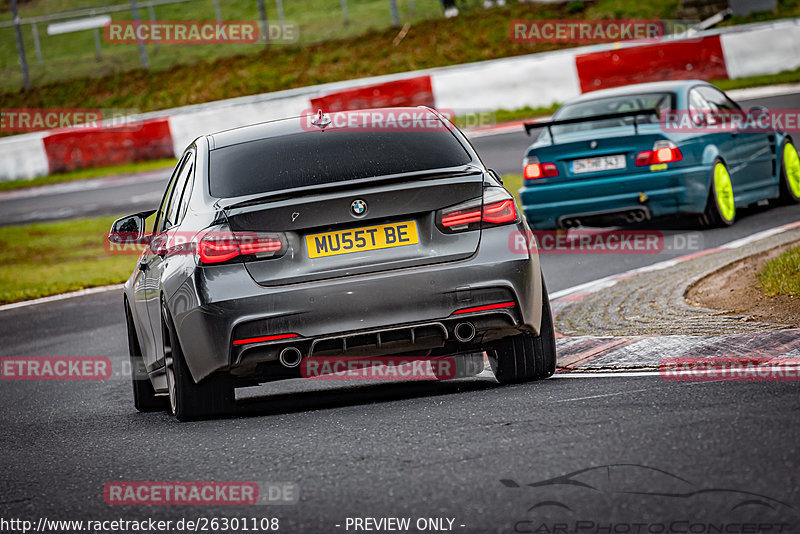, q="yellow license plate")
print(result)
[306,221,419,259]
